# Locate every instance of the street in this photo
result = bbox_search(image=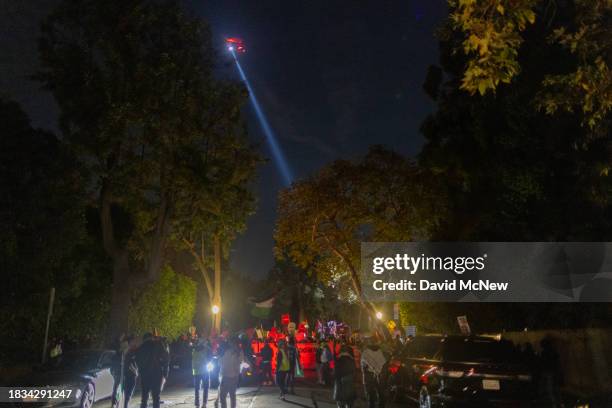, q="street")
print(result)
[94,373,404,408]
[93,386,401,408]
[92,380,612,408]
